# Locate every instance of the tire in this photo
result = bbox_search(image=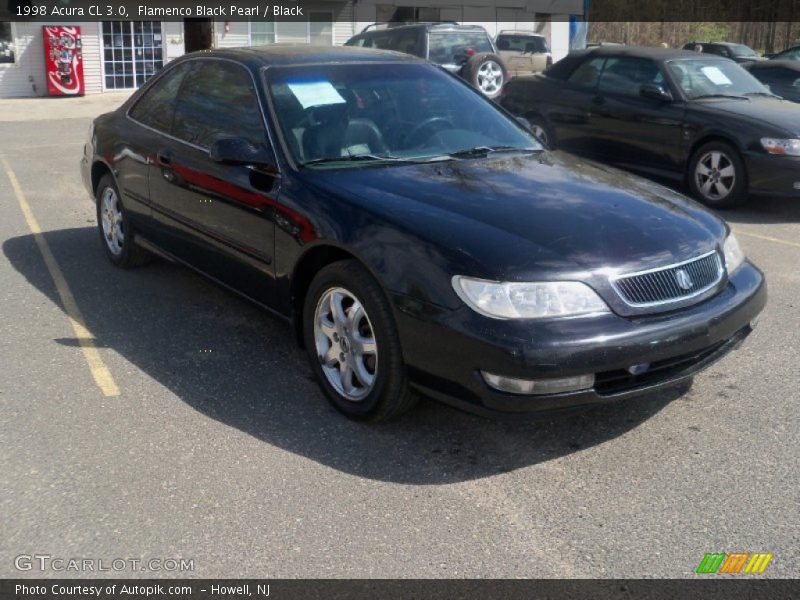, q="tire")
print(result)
[302,260,417,422]
[463,53,507,99]
[527,116,555,149]
[95,174,151,268]
[687,141,748,208]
